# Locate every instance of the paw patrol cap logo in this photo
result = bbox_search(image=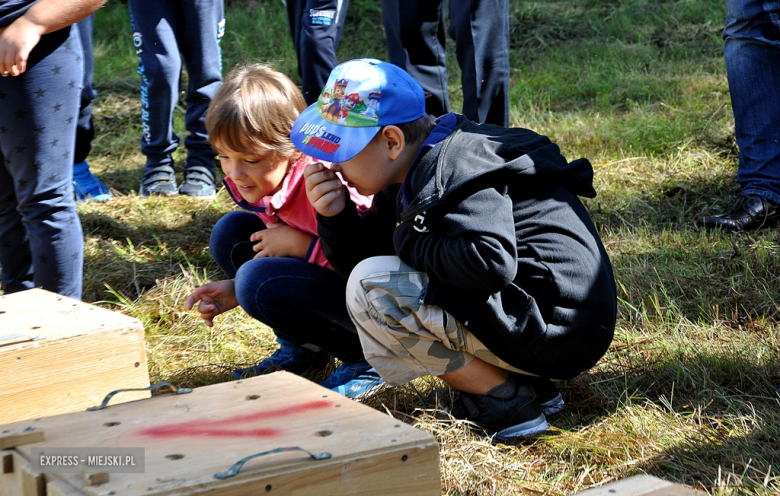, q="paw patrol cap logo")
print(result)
[291,58,426,163]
